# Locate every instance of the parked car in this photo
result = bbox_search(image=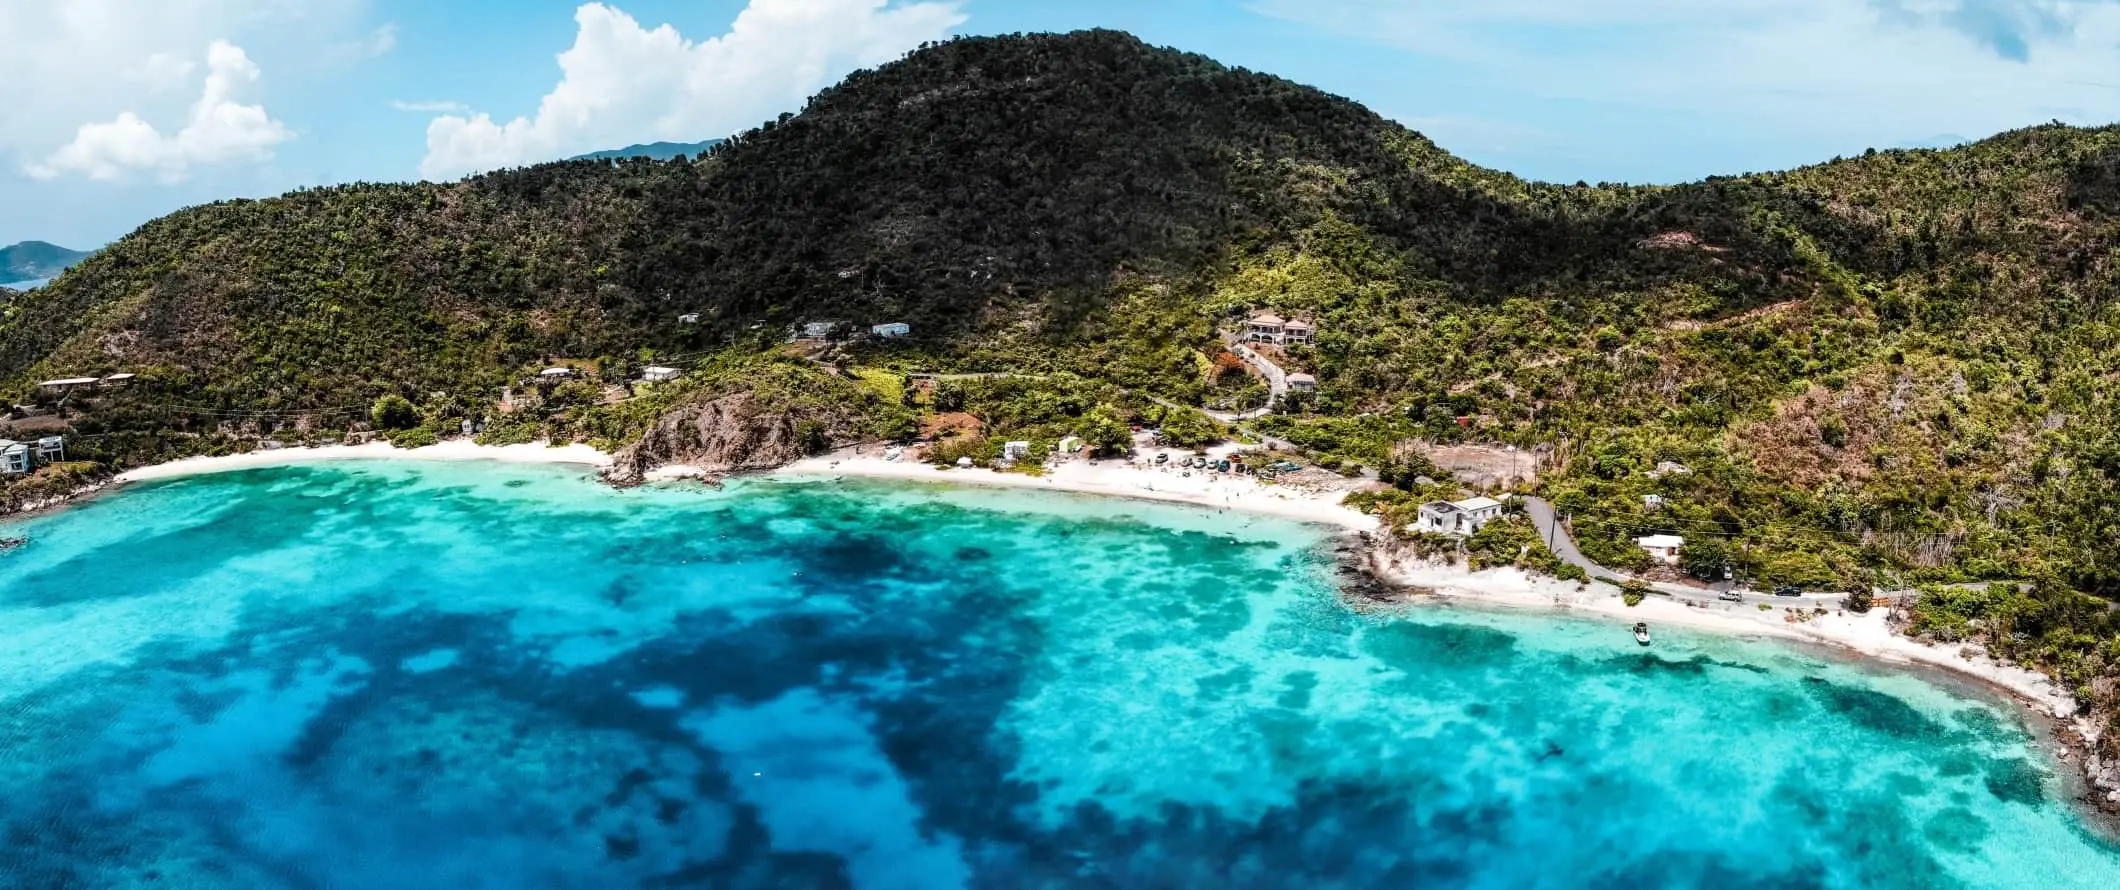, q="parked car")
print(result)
[1773,586,1803,598]
[1718,591,1744,603]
